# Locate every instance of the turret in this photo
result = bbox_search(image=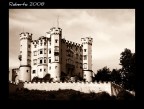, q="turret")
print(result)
[81,37,93,82]
[18,32,32,82]
[48,27,62,81]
